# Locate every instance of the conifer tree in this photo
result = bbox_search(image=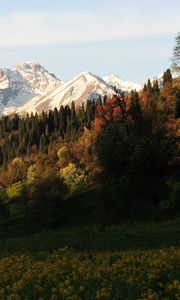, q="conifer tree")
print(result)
[163,69,172,87]
[27,142,30,156]
[129,91,142,120]
[147,79,152,95]
[59,106,66,137]
[39,134,47,154]
[153,80,160,95]
[54,107,59,130]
